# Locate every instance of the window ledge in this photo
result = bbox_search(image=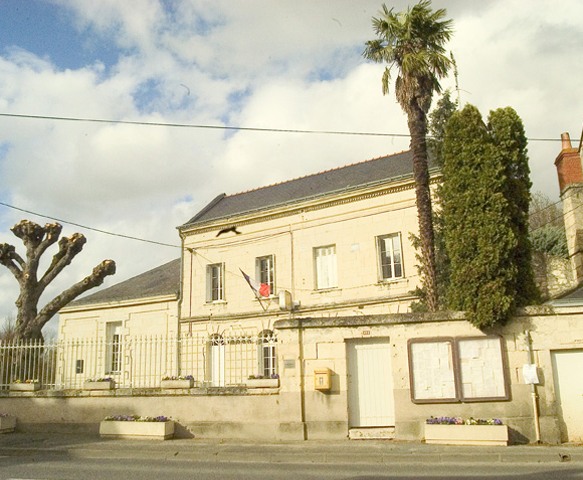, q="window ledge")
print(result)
[312,287,341,295]
[376,277,408,287]
[253,295,277,301]
[204,300,227,306]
